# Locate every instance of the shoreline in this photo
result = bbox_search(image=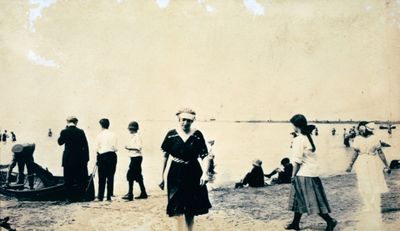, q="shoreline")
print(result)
[1,172,399,230]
